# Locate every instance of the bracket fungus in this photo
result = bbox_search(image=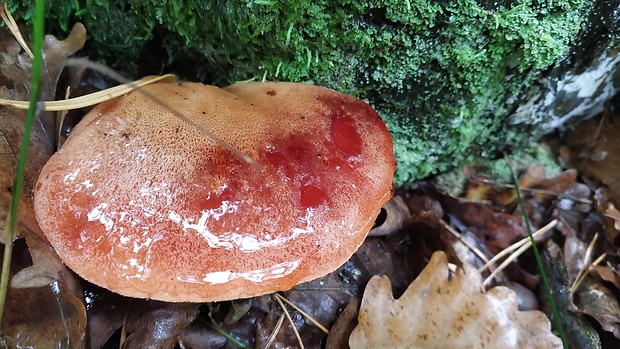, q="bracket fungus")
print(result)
[33,79,396,302]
